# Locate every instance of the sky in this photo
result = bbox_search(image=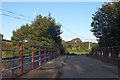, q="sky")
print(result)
[0,1,111,42]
